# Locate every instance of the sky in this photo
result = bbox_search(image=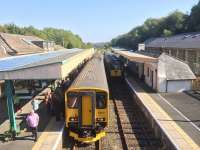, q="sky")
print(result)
[0,0,199,43]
